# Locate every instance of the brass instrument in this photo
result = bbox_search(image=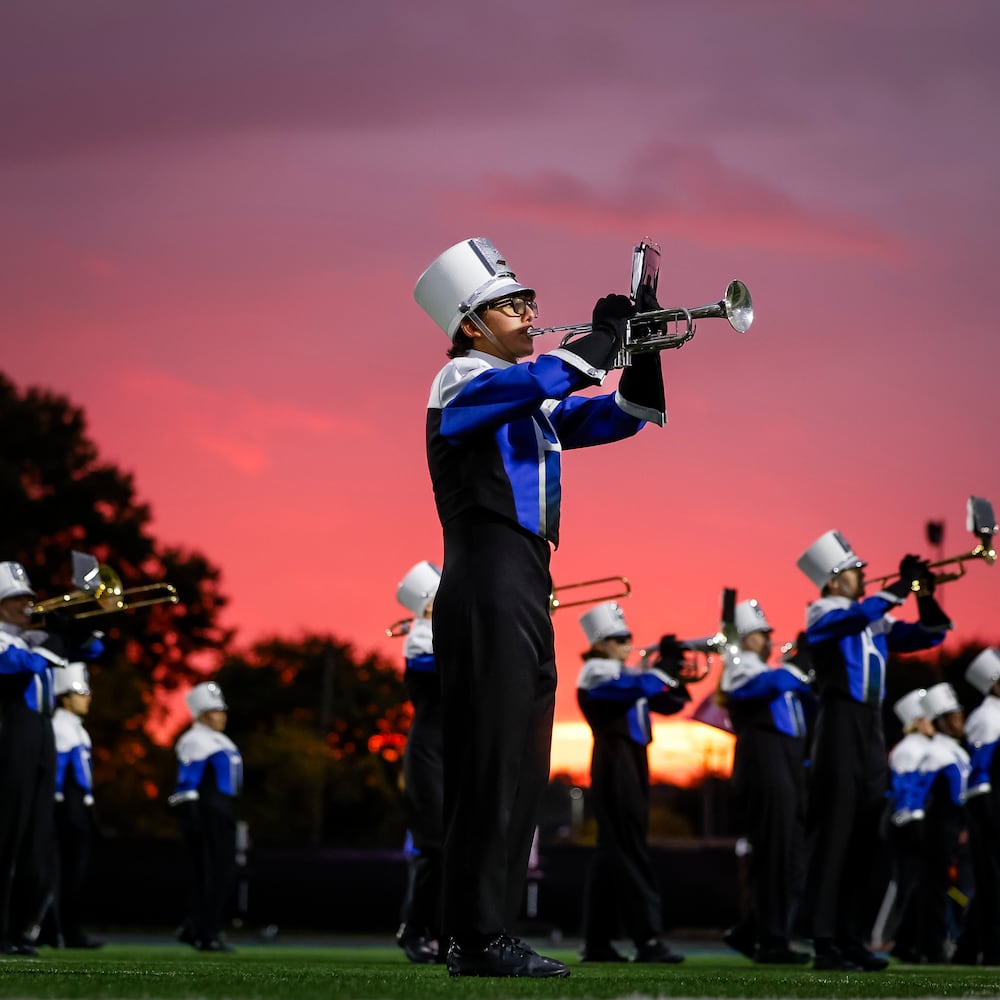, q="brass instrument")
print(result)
[529,280,753,368]
[867,496,998,593]
[385,617,413,638]
[549,575,631,612]
[28,551,178,620]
